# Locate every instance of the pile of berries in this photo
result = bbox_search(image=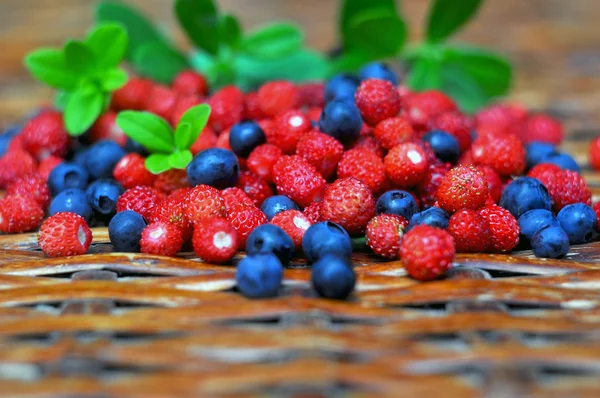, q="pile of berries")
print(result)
[1,62,598,298]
